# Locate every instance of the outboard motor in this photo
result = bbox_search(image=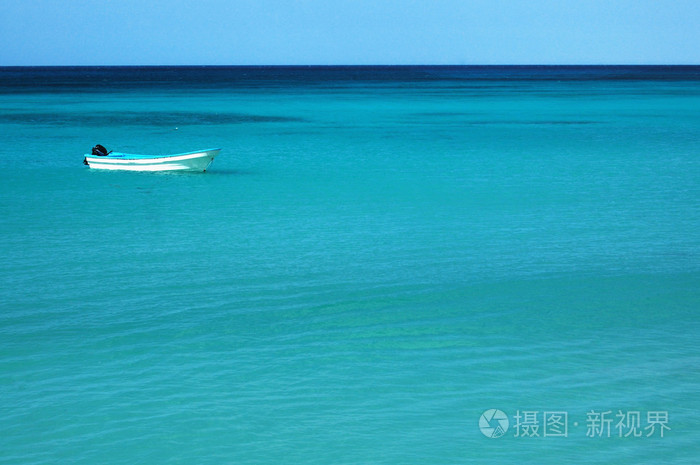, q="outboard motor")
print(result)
[92,144,110,156]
